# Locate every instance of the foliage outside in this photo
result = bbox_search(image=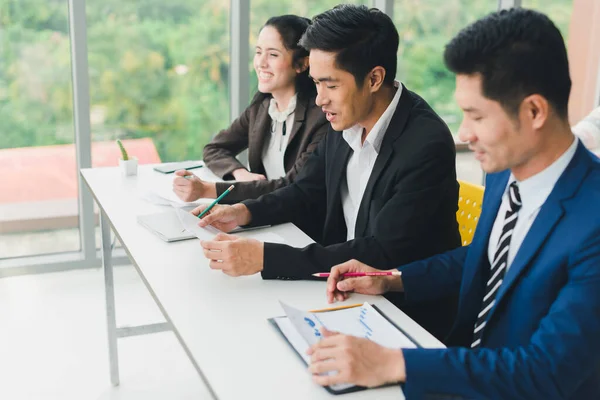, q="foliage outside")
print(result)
[0,0,572,161]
